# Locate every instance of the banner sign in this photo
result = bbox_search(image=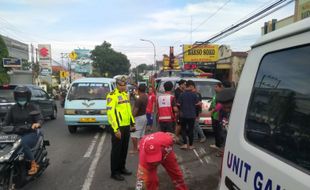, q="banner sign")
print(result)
[75,63,92,74]
[74,49,91,59]
[40,67,52,76]
[38,44,52,66]
[183,44,219,63]
[2,58,22,68]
